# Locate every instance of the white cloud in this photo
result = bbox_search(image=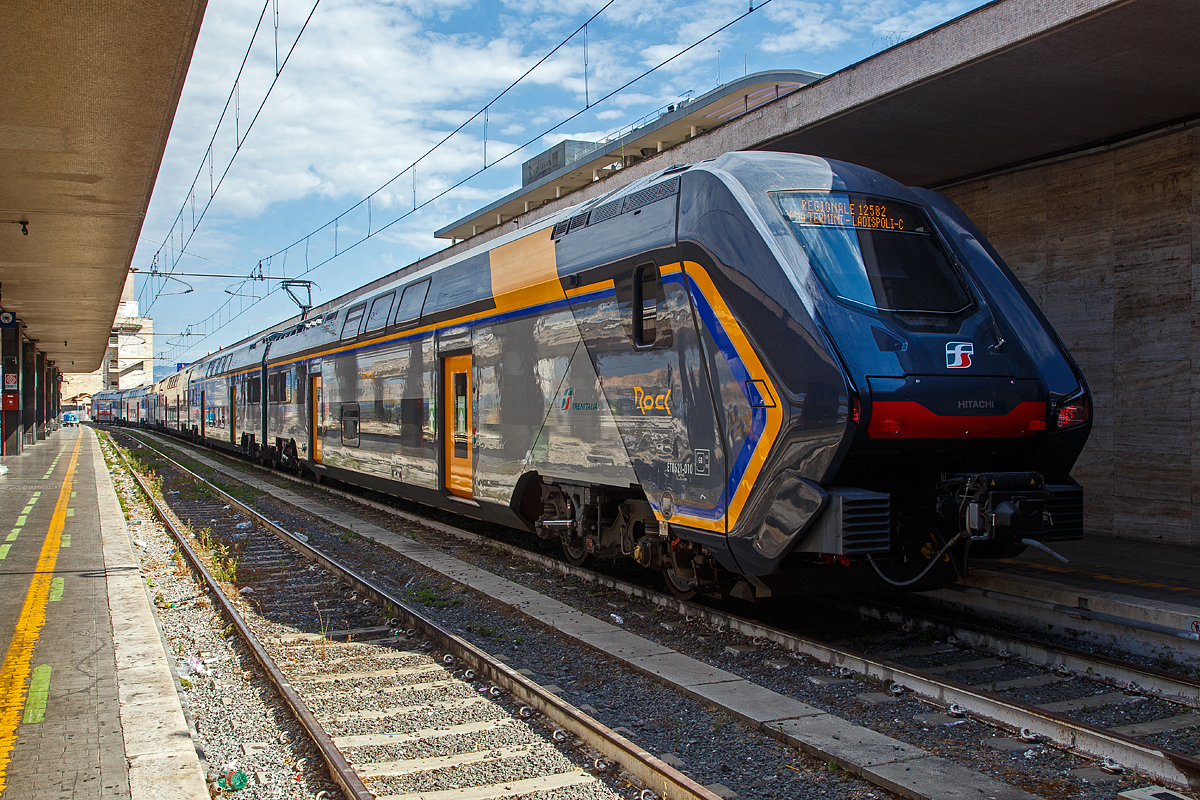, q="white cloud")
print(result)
[139,0,989,353]
[760,1,855,53]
